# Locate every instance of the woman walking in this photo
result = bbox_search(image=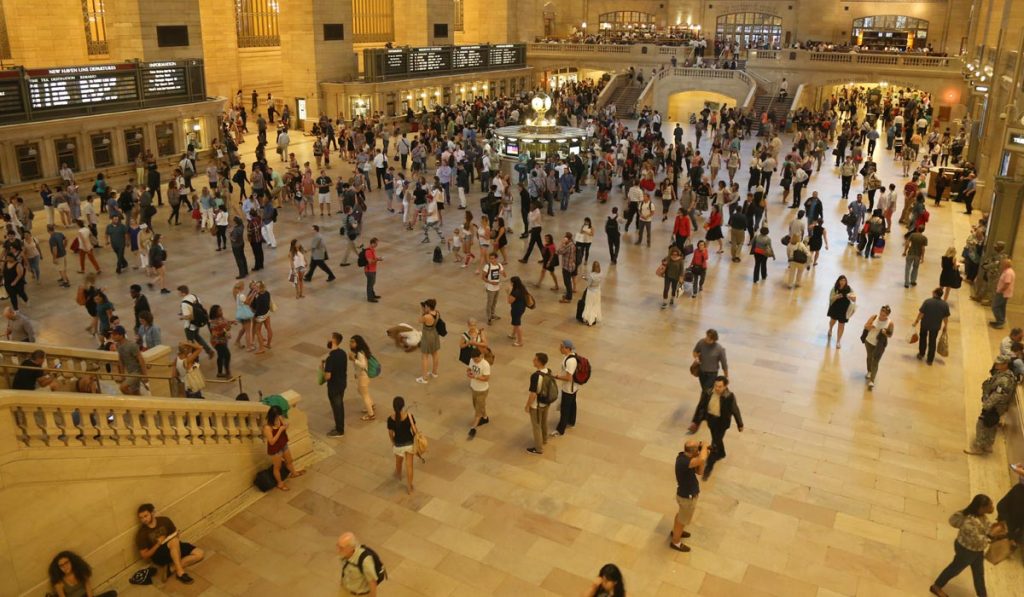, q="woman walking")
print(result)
[263,404,304,491]
[807,217,828,266]
[387,396,418,495]
[785,236,810,289]
[704,204,724,253]
[349,334,376,420]
[930,494,1005,597]
[289,240,306,299]
[580,261,603,326]
[507,277,530,346]
[750,226,775,284]
[209,305,234,379]
[48,551,118,597]
[690,240,709,297]
[660,246,685,308]
[148,233,169,294]
[535,234,560,292]
[939,246,963,301]
[827,275,856,348]
[416,298,441,384]
[862,305,894,390]
[493,217,509,264]
[3,252,28,311]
